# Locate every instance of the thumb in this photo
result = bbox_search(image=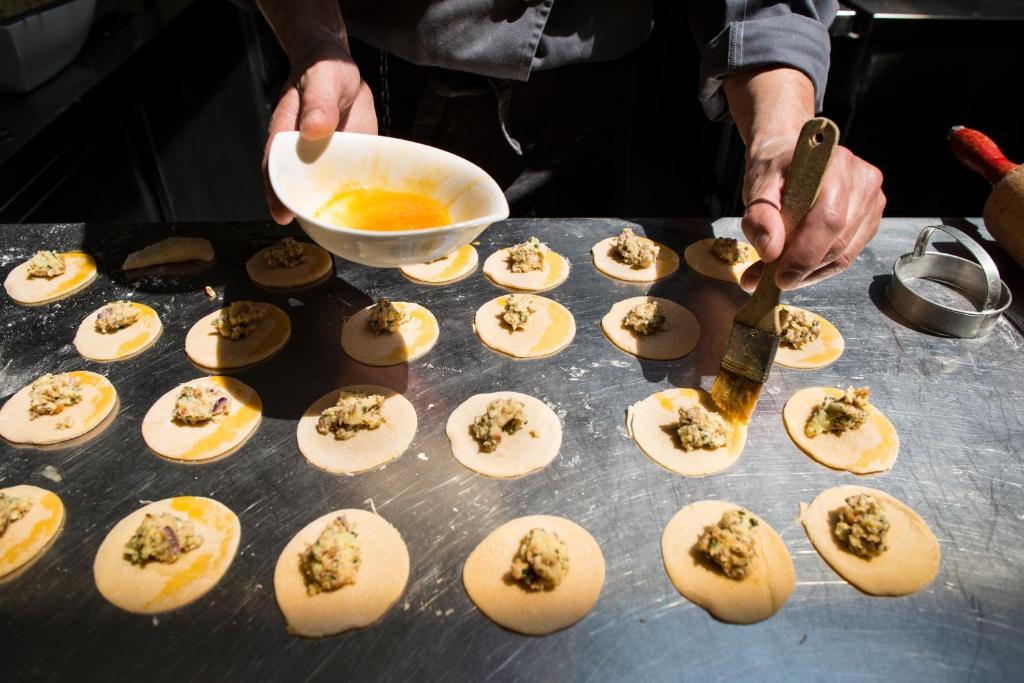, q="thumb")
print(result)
[298,61,355,140]
[742,162,786,263]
